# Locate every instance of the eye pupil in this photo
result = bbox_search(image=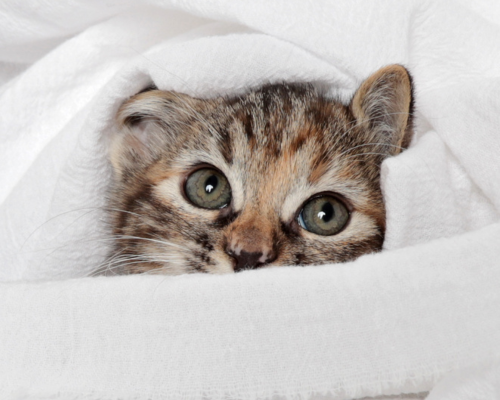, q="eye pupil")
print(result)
[205,175,218,194]
[318,202,334,223]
